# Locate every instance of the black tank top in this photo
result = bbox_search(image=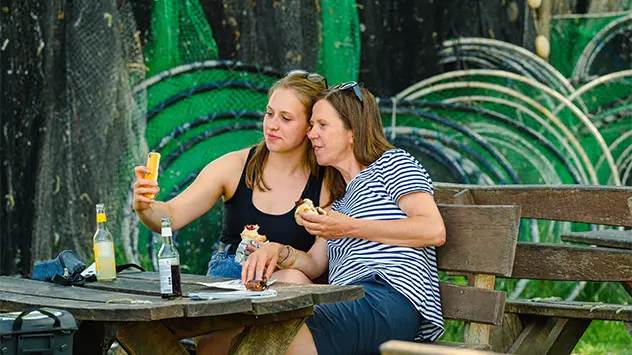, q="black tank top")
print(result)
[219,148,322,252]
